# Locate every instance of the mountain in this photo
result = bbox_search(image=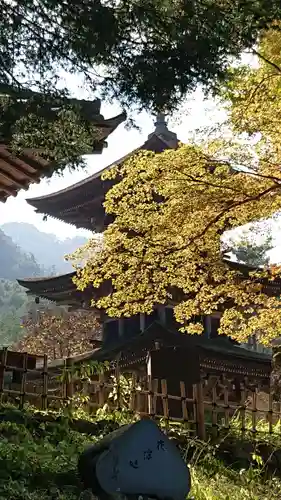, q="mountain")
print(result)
[0,222,87,348]
[0,229,41,280]
[1,222,88,275]
[0,229,44,346]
